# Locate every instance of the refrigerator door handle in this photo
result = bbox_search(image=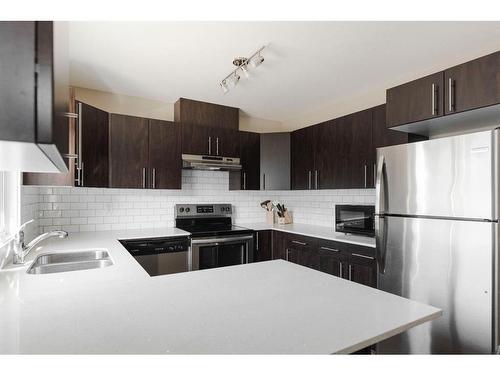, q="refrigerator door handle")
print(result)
[375,153,388,274]
[375,154,387,215]
[375,215,388,274]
